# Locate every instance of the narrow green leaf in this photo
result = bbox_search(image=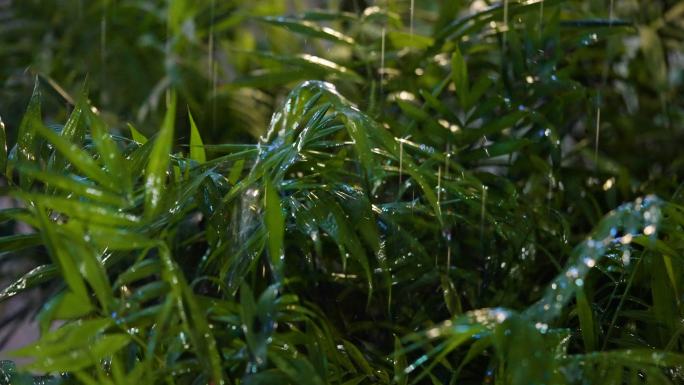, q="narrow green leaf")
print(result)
[68,235,112,312]
[59,86,87,142]
[0,265,57,302]
[14,78,42,188]
[451,46,469,108]
[0,234,42,254]
[342,340,374,376]
[188,109,206,164]
[64,222,156,251]
[88,111,132,195]
[36,122,120,192]
[387,31,434,49]
[393,336,408,385]
[16,193,140,227]
[144,93,176,219]
[576,286,596,352]
[269,352,326,385]
[114,259,161,288]
[128,123,148,144]
[24,334,130,372]
[7,319,110,358]
[159,244,223,383]
[35,203,90,303]
[240,282,260,363]
[228,159,245,185]
[39,290,94,327]
[259,16,355,45]
[264,178,284,277]
[16,165,128,206]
